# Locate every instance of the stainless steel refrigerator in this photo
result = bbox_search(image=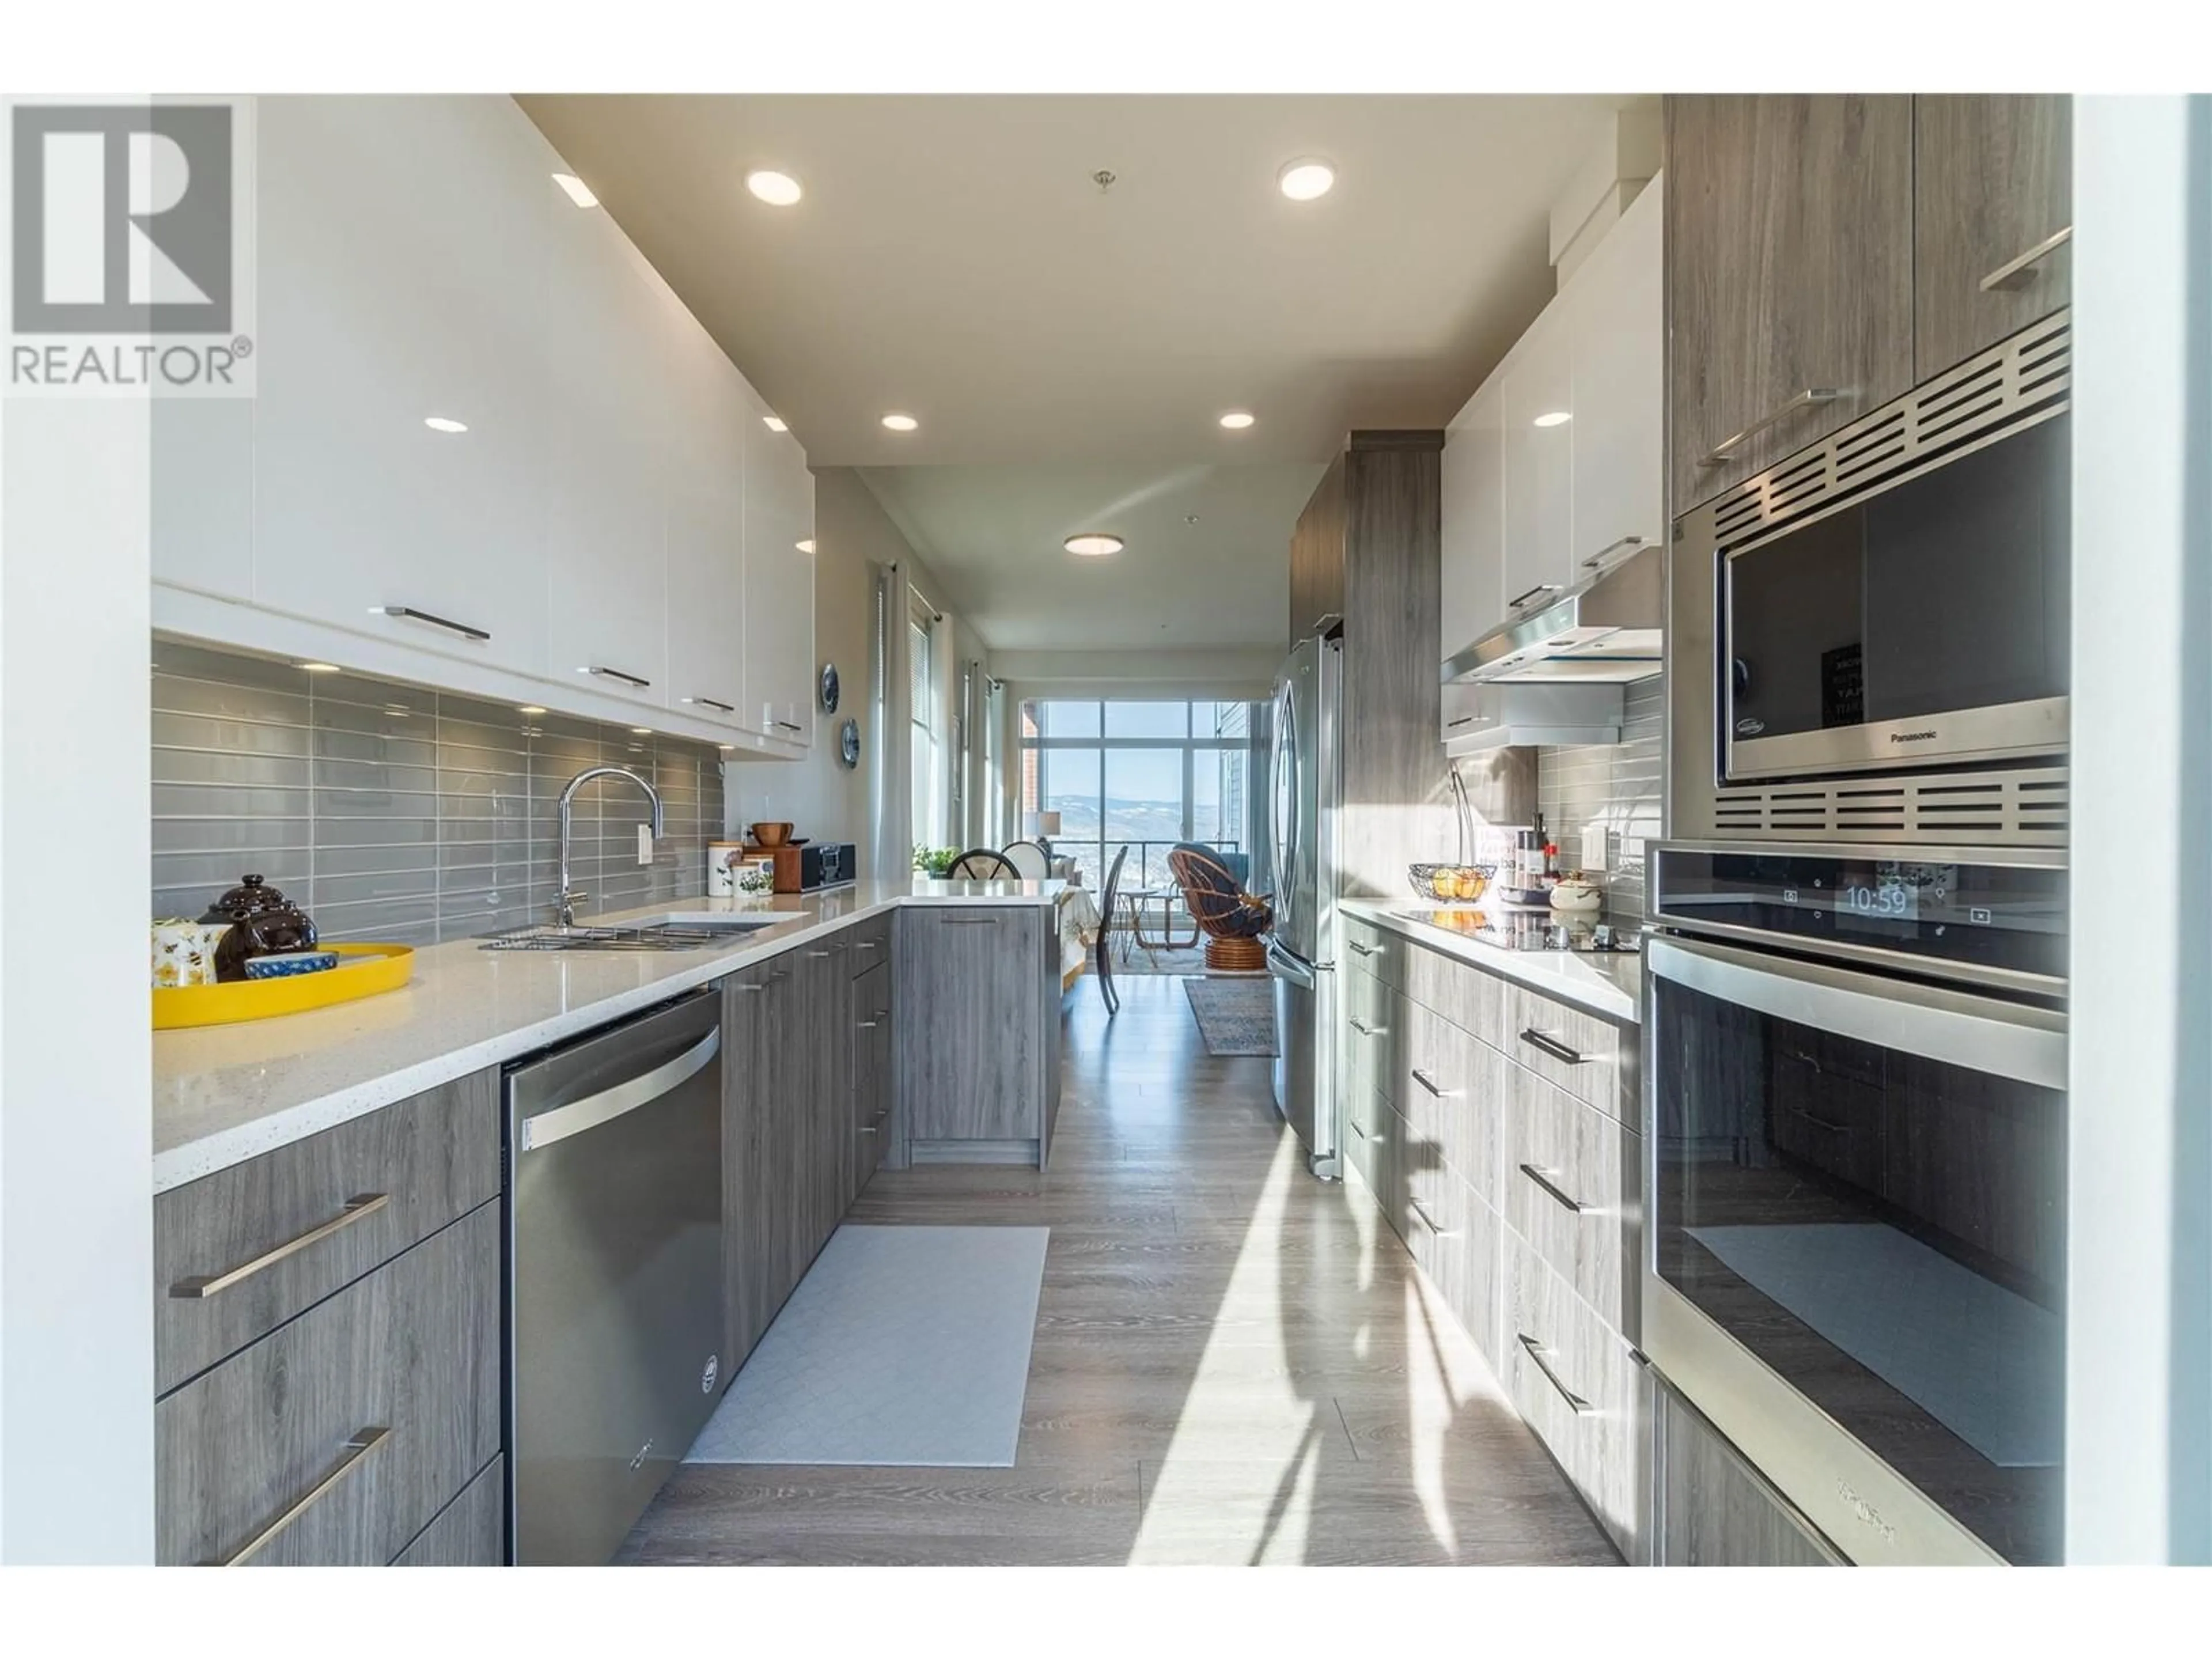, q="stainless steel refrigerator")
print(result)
[1265,632,1341,1178]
